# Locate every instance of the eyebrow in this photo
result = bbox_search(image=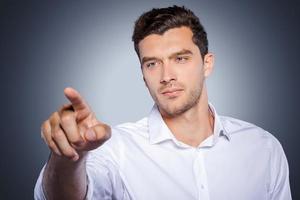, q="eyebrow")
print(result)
[169,49,193,58]
[141,49,193,66]
[141,56,159,66]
